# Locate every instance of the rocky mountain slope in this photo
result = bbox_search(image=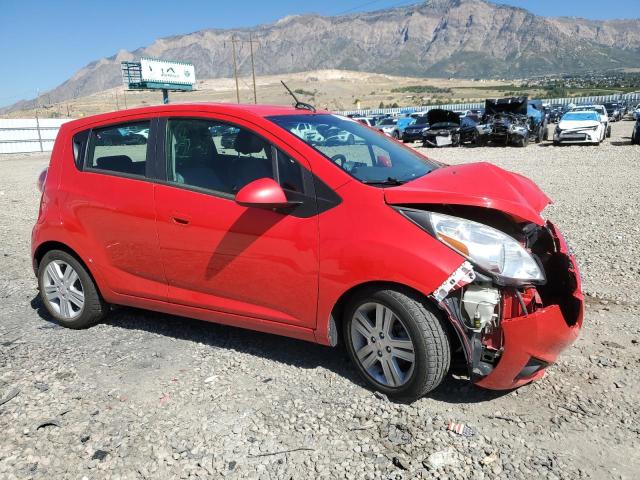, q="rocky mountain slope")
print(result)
[5,0,640,111]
